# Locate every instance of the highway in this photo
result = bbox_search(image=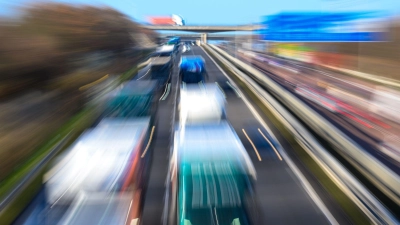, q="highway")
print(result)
[13,45,352,225]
